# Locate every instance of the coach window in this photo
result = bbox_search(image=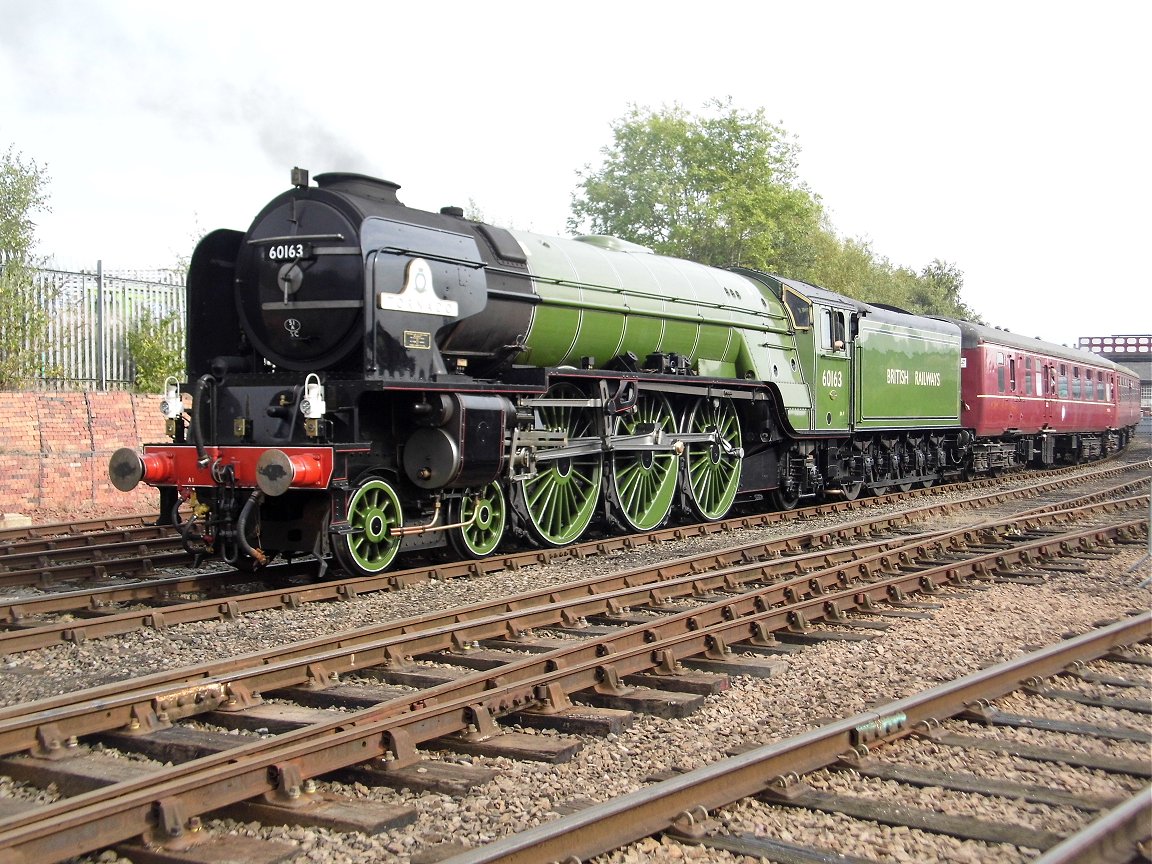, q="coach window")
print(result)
[1107,375,1113,401]
[1025,357,1034,395]
[1009,356,1017,392]
[996,352,1005,392]
[1058,364,1069,398]
[1072,367,1082,400]
[1096,372,1106,401]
